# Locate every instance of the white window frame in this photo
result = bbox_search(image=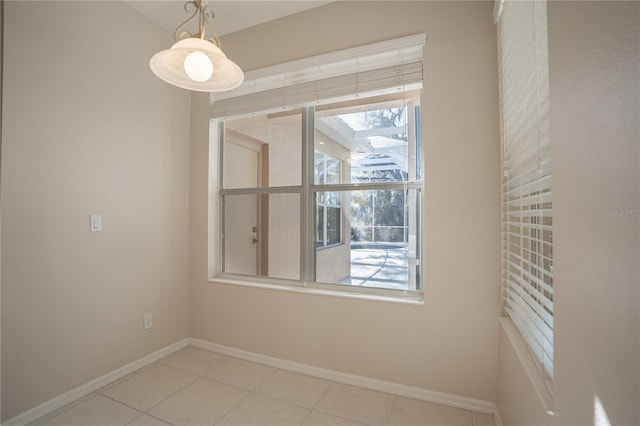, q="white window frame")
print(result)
[208,35,426,304]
